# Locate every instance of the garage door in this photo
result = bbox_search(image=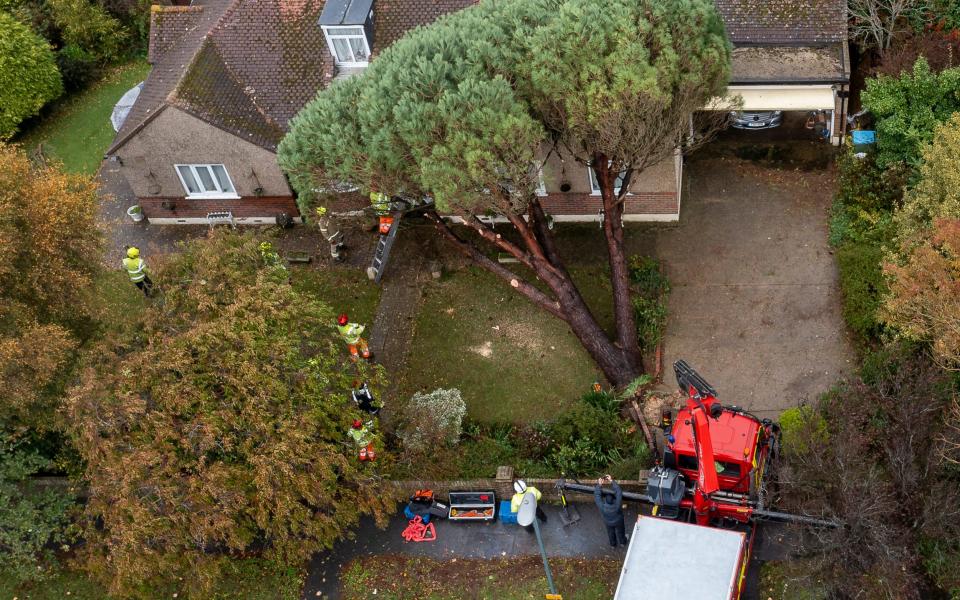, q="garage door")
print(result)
[711,86,836,111]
